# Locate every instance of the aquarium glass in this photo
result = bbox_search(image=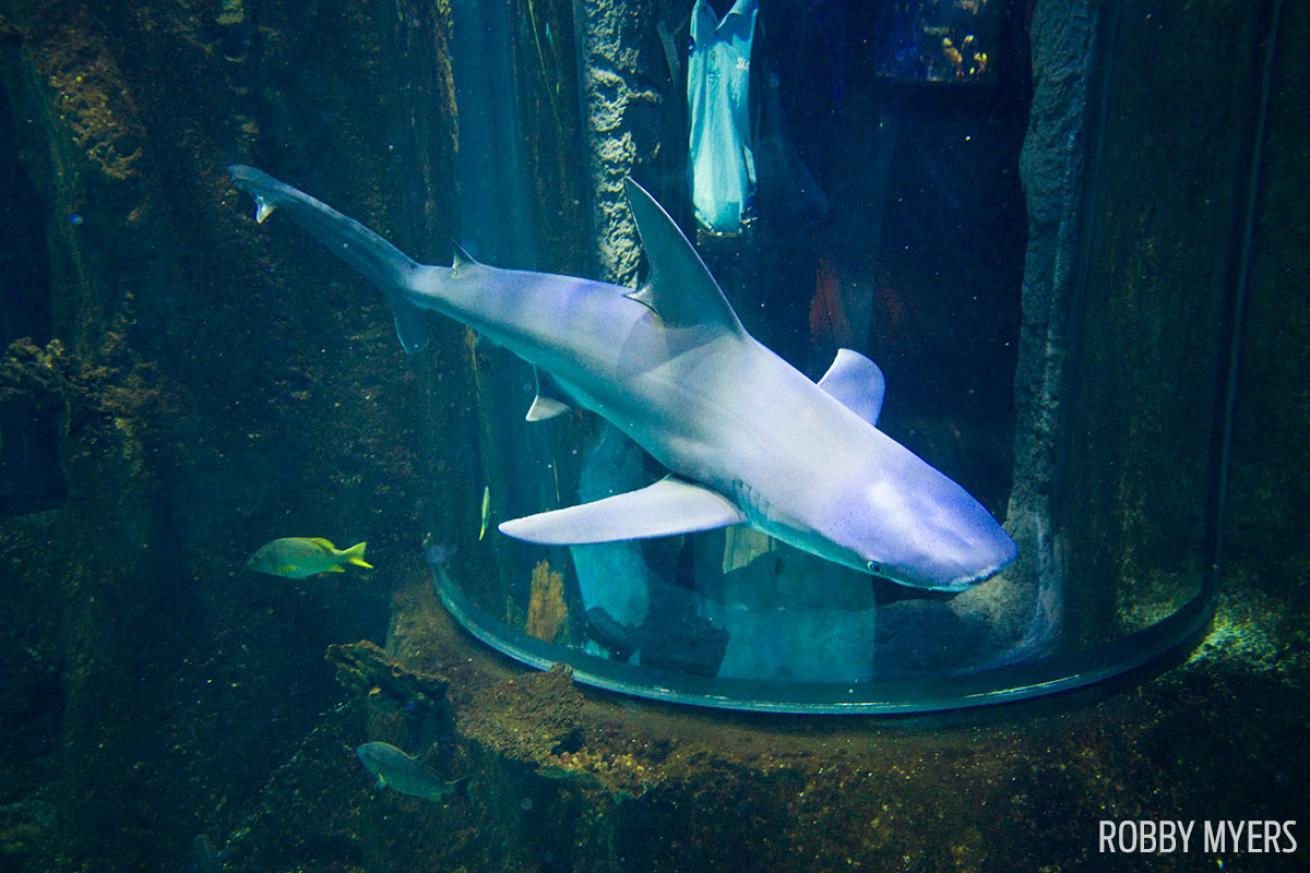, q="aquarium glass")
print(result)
[416,0,1229,713]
